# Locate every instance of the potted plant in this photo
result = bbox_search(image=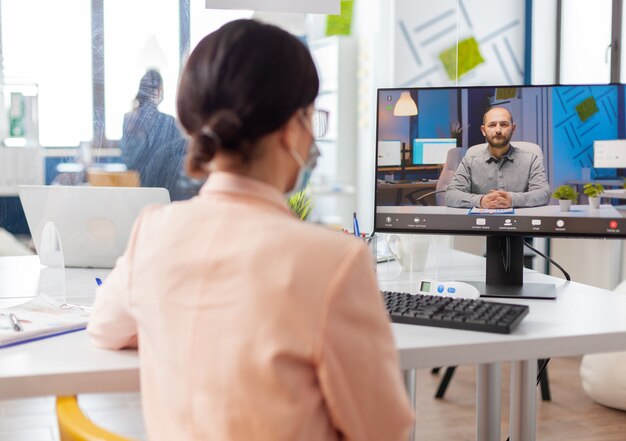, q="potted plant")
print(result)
[552,185,578,212]
[583,183,604,209]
